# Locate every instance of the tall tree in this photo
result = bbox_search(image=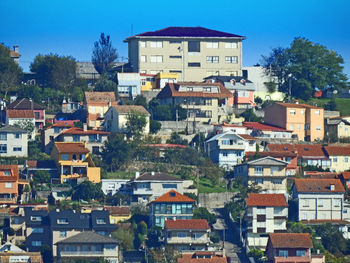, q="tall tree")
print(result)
[125,110,147,139]
[30,54,76,93]
[0,44,23,98]
[261,37,348,100]
[92,33,118,74]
